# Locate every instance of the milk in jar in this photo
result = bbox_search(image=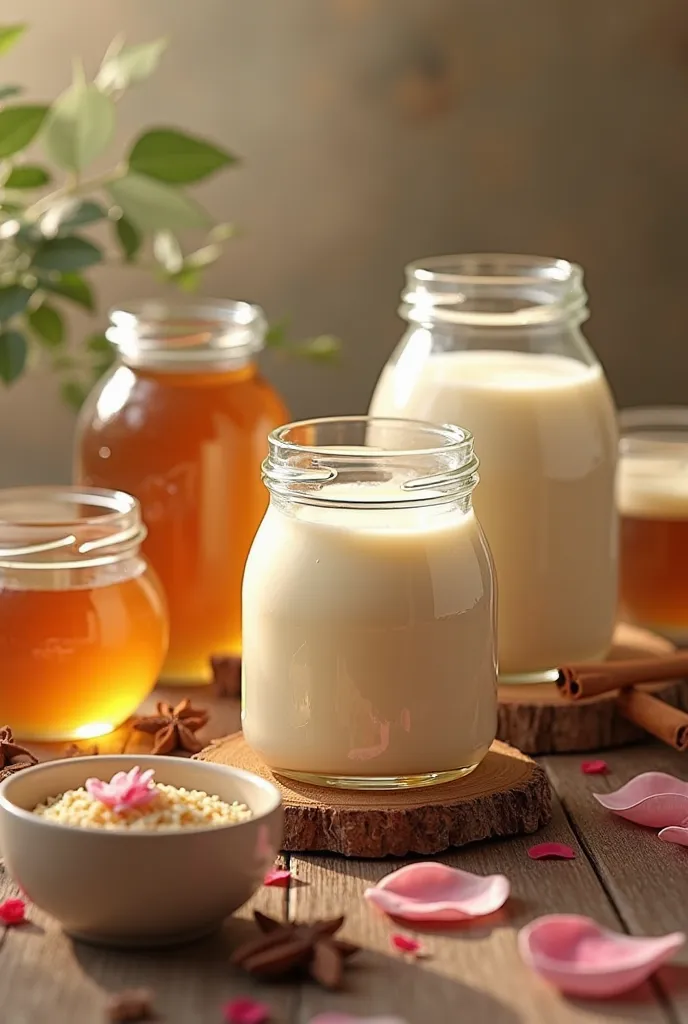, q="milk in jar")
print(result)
[370,255,619,682]
[242,417,497,789]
